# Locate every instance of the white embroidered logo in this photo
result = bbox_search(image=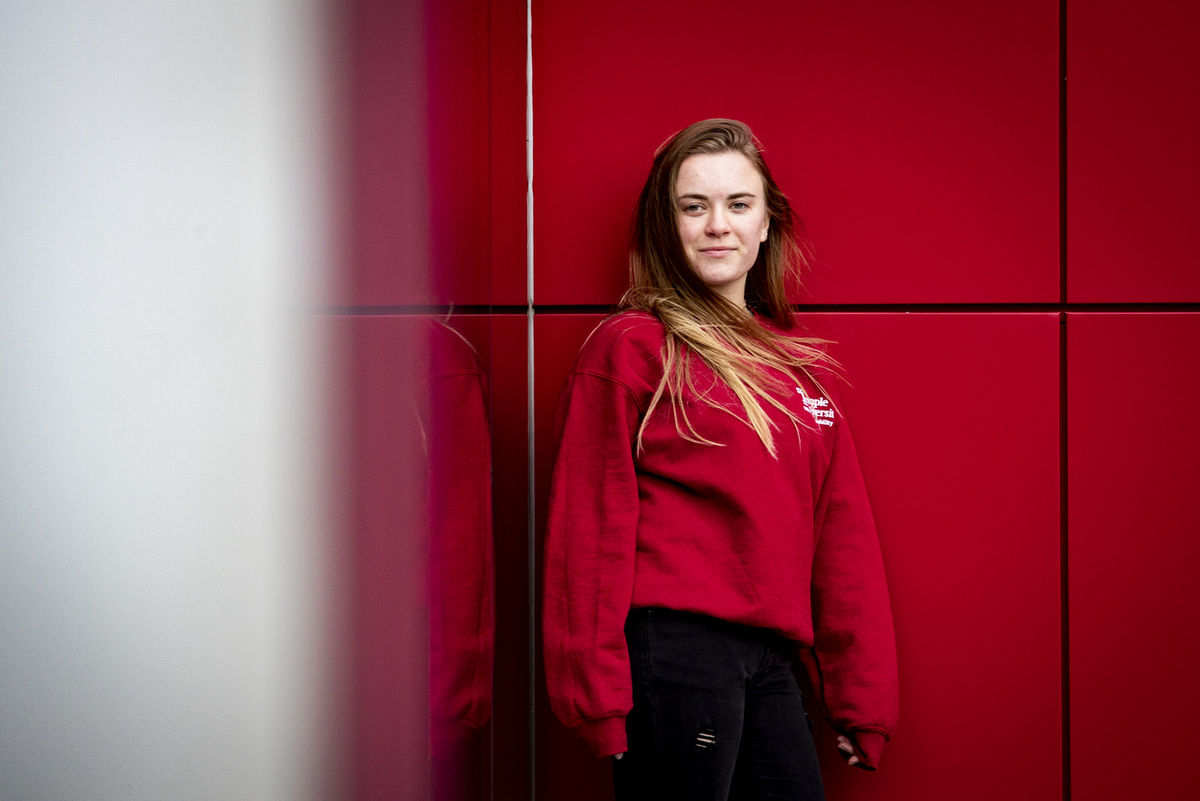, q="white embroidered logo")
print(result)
[798,391,834,427]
